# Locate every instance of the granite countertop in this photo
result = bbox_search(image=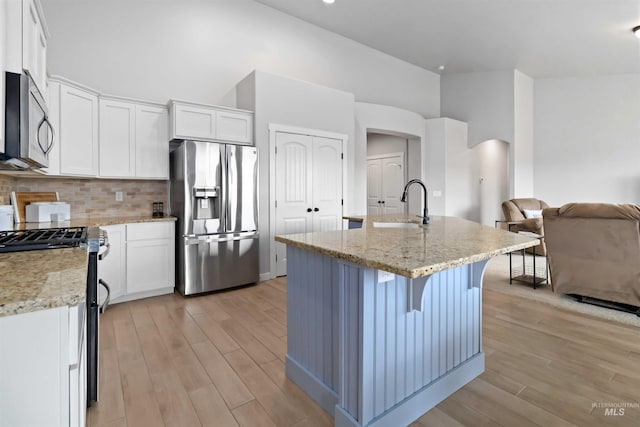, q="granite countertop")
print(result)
[13,215,177,230]
[0,247,88,317]
[276,214,539,278]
